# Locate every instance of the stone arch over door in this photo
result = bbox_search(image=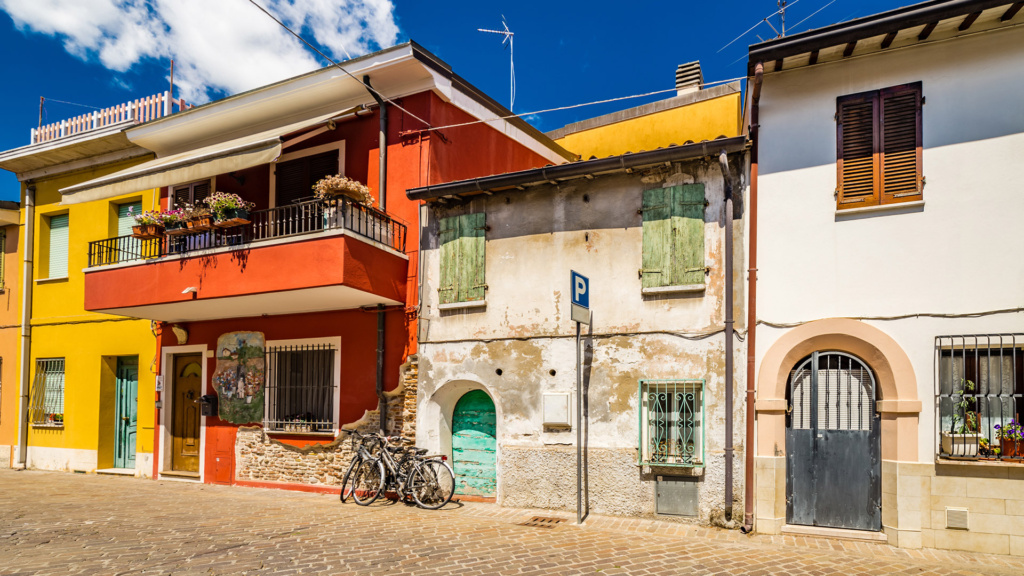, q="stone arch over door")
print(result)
[757,318,921,461]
